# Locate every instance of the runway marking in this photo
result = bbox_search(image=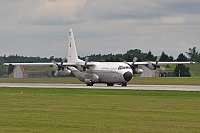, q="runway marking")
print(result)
[0,83,200,91]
